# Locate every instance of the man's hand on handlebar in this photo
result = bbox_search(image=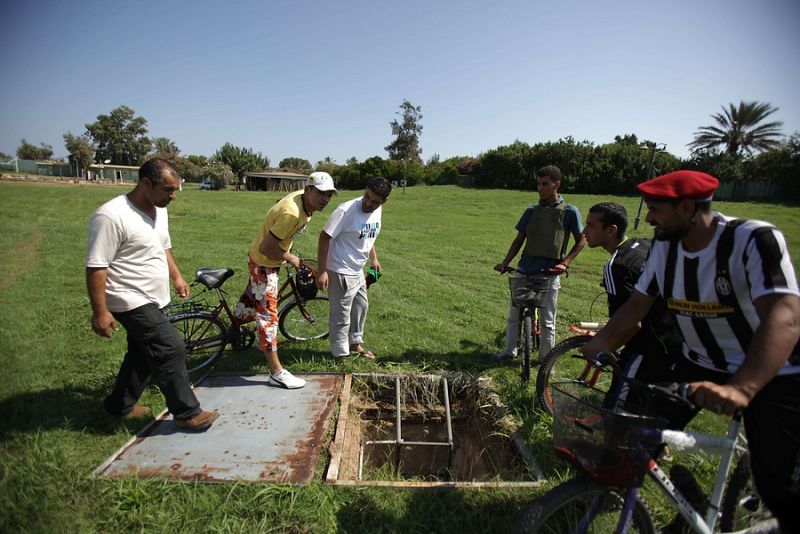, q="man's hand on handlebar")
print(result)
[580,337,610,361]
[494,263,511,273]
[687,382,750,416]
